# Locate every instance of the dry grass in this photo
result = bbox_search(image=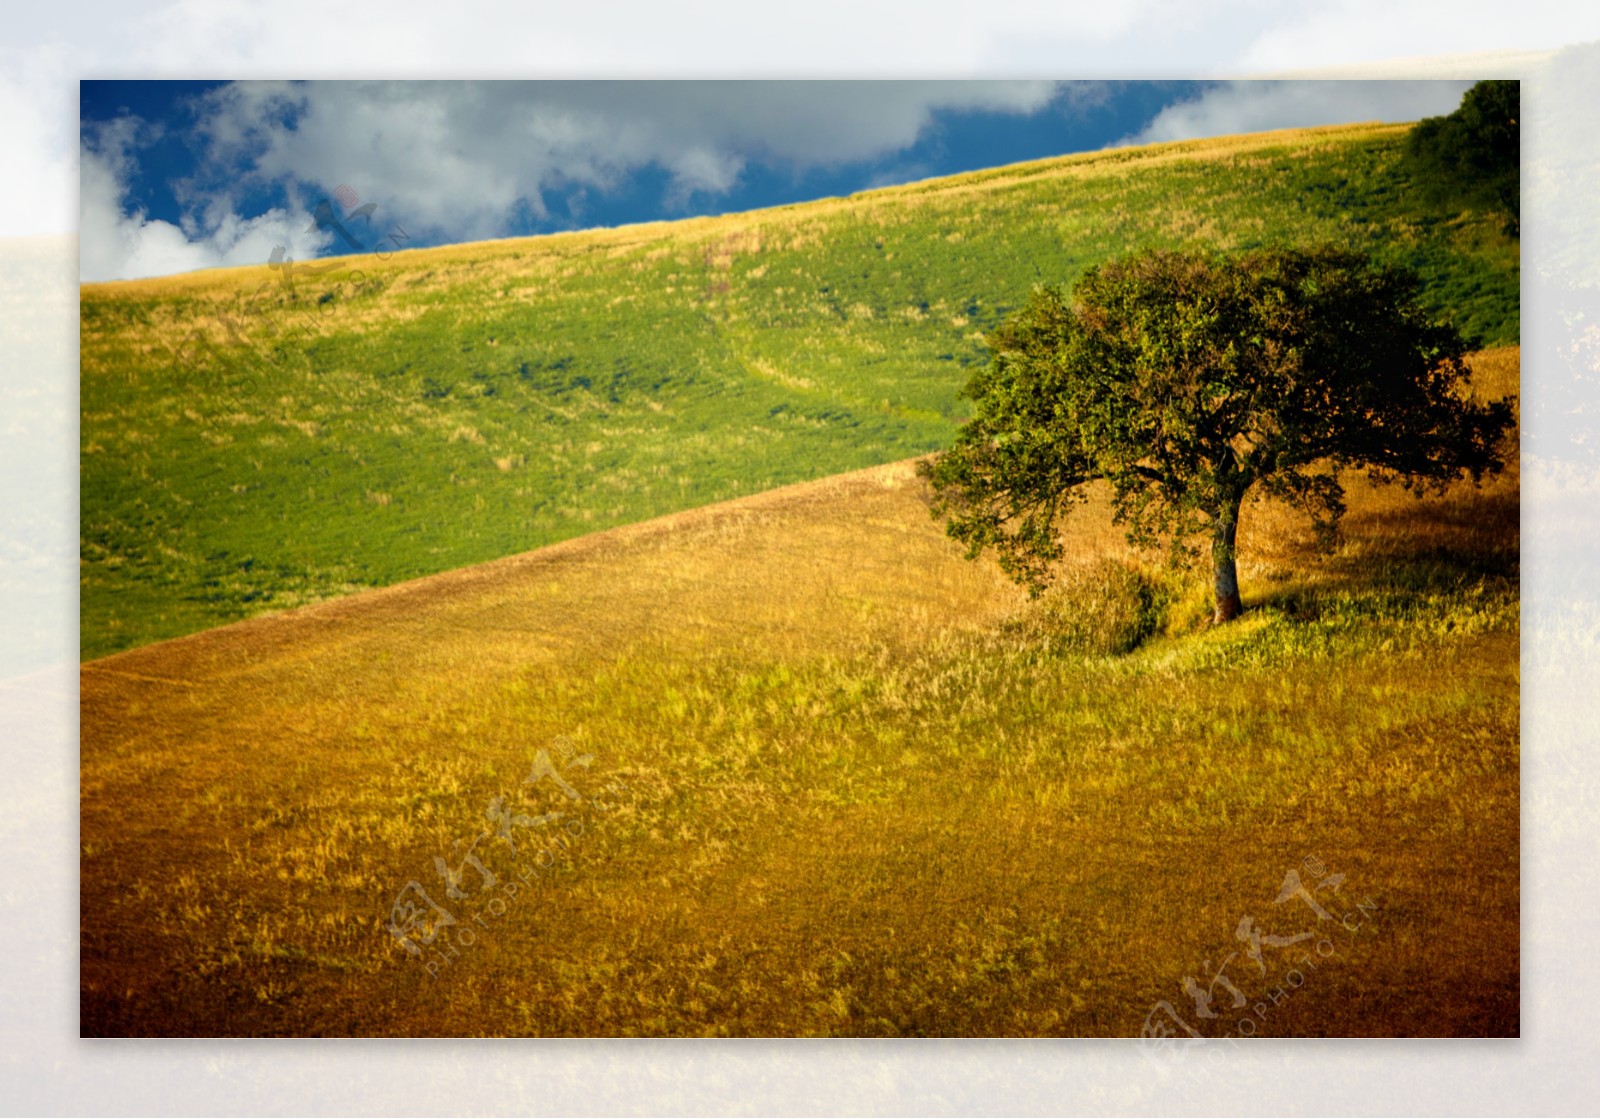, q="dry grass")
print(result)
[80,350,1518,1036]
